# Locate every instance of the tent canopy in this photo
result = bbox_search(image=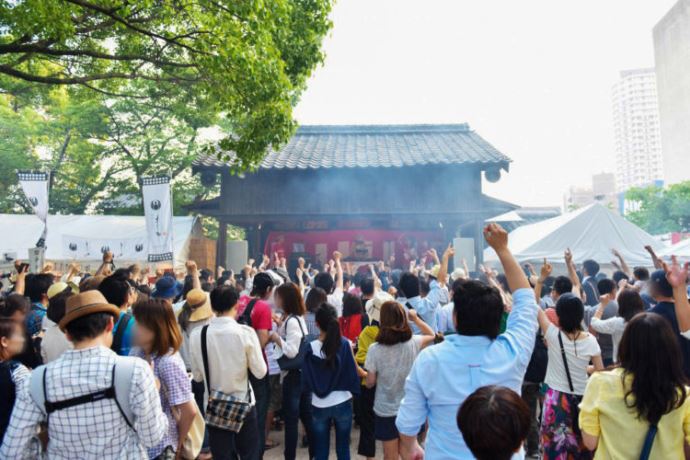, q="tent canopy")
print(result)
[0,214,198,268]
[484,204,663,267]
[660,238,690,258]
